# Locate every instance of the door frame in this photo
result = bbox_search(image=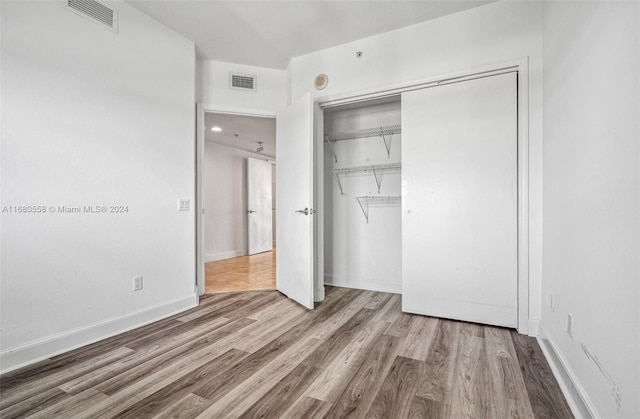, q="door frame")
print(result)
[314,58,531,335]
[196,103,277,296]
